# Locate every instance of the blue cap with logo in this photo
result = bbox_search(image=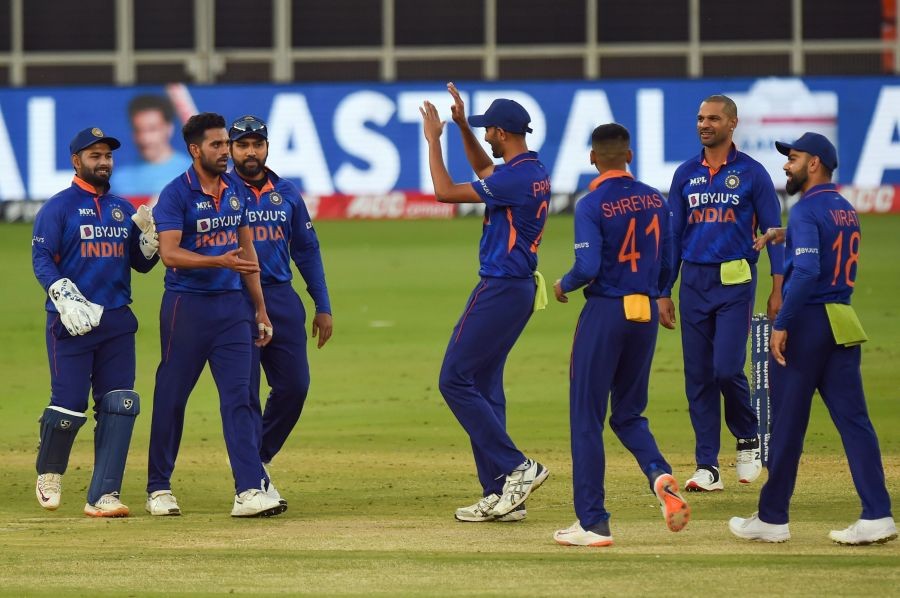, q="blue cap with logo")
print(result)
[468,99,533,135]
[69,127,121,155]
[229,115,268,141]
[775,132,838,171]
